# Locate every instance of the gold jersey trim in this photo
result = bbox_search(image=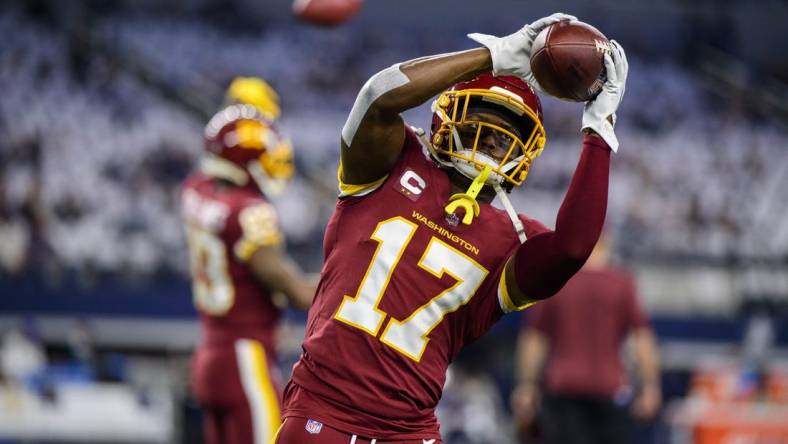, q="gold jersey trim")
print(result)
[497,262,539,313]
[337,163,388,197]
